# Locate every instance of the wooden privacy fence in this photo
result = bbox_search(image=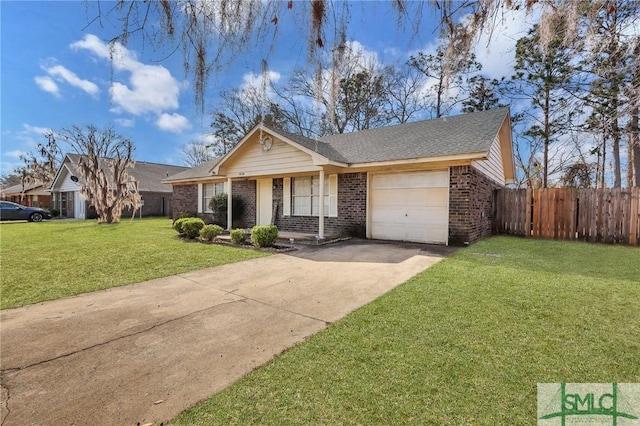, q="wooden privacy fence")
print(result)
[493,187,640,246]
